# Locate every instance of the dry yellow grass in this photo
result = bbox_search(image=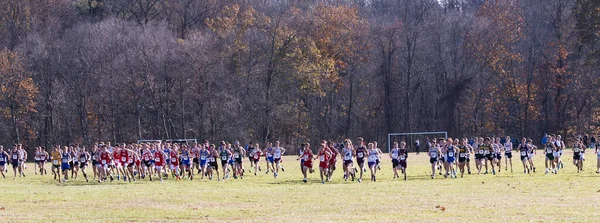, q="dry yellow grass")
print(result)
[0,151,599,222]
